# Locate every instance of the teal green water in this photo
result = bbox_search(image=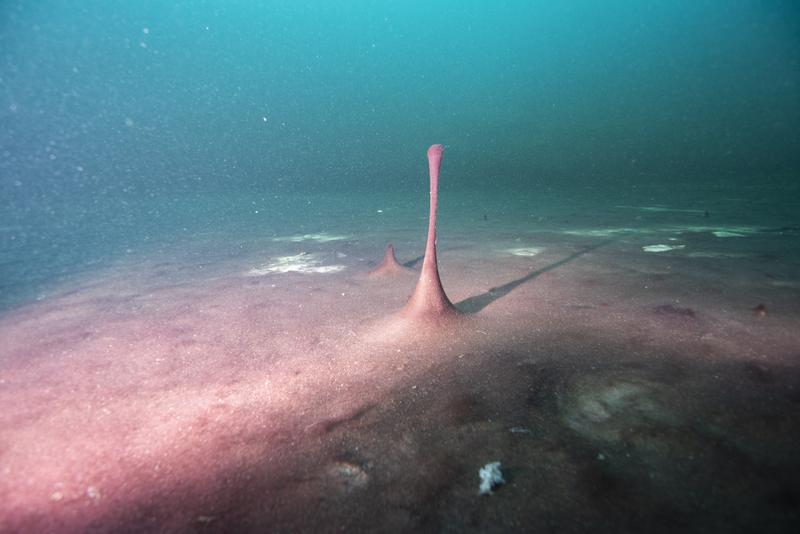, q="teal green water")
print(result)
[1,1,799,309]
